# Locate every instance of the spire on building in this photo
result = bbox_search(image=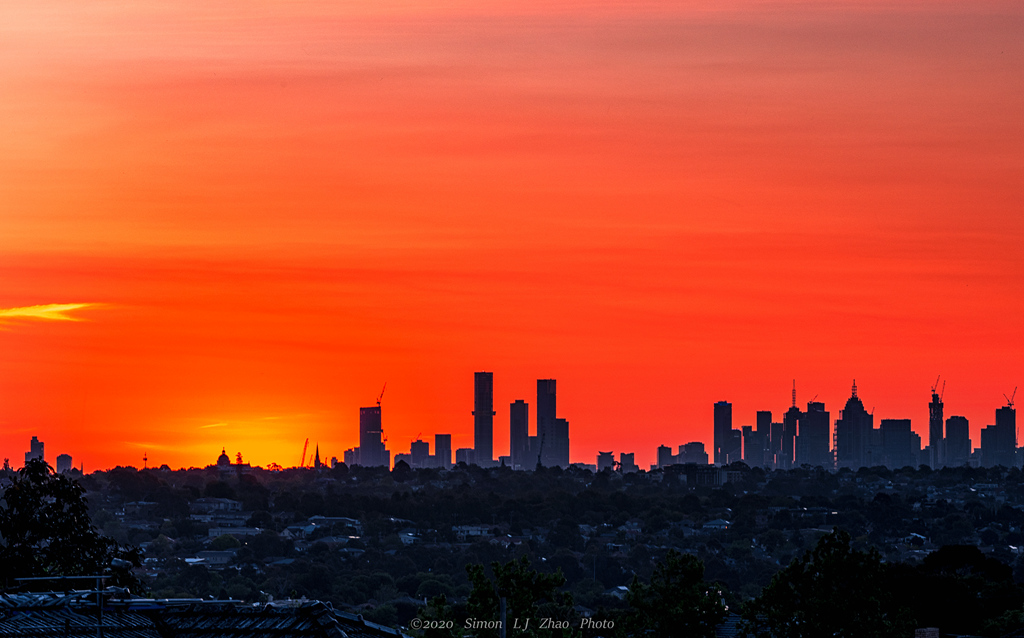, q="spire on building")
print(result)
[314,445,321,469]
[792,380,796,408]
[852,379,858,398]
